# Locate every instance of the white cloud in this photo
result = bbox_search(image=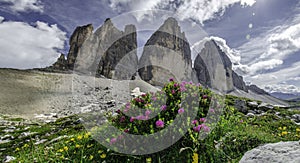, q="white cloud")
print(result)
[0,16,4,22]
[1,0,43,13]
[109,0,256,24]
[264,84,300,94]
[0,17,66,69]
[210,36,241,65]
